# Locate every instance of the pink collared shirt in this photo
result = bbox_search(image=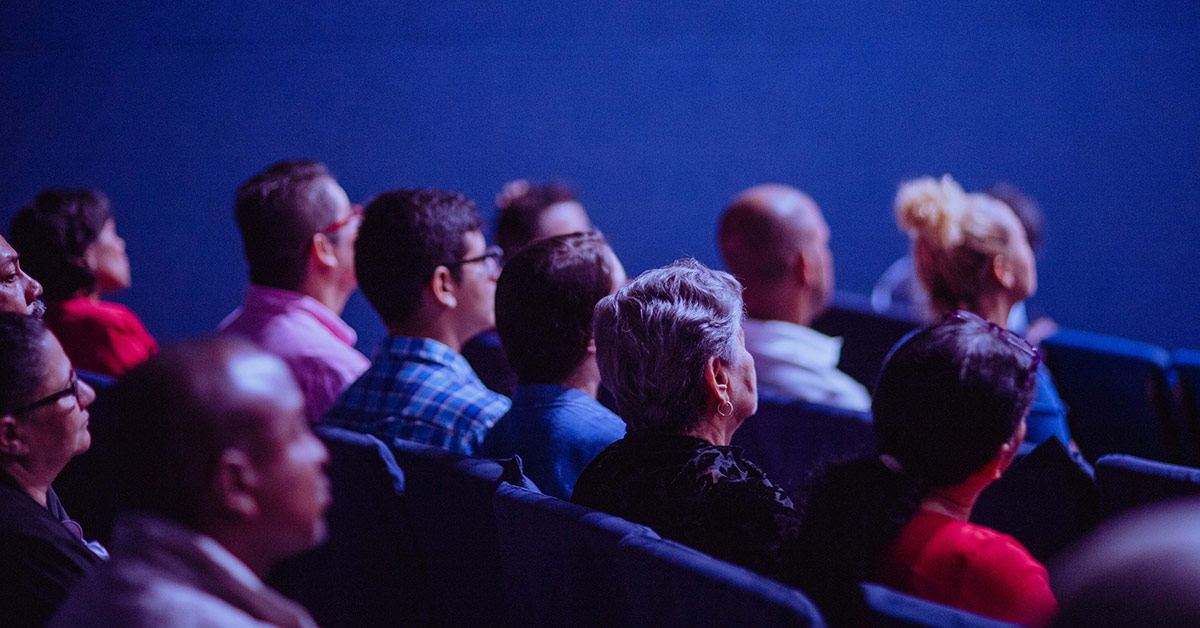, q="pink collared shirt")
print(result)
[219,285,370,422]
